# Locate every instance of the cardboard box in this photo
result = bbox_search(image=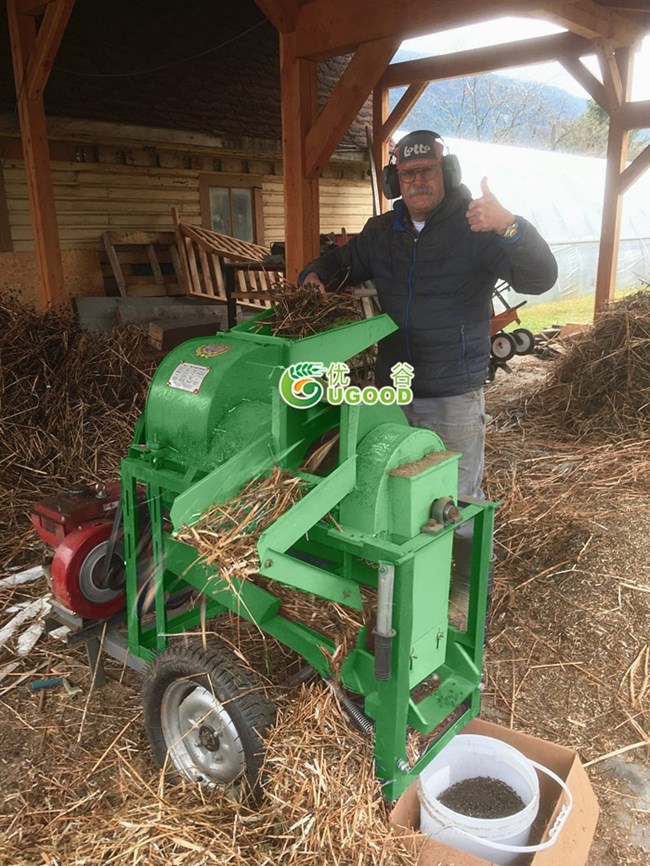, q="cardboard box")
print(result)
[389,719,599,866]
